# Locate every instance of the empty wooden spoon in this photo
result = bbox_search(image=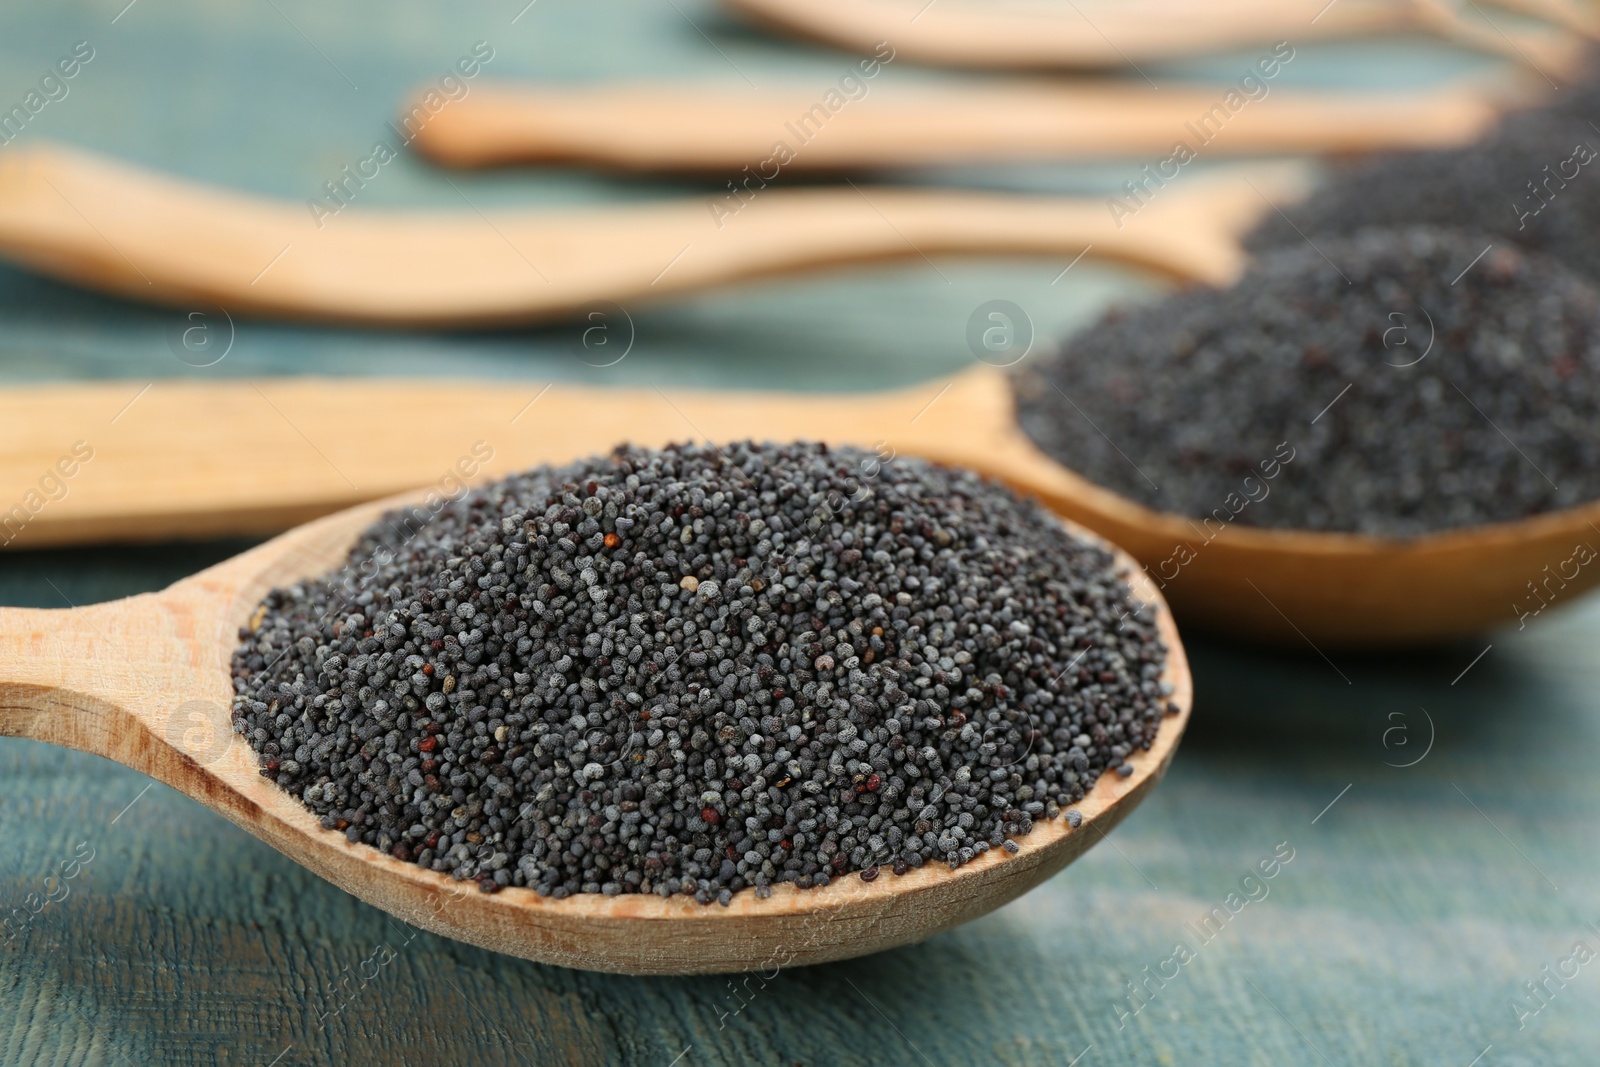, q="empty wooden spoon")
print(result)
[405,80,1505,173]
[720,0,1589,73]
[0,143,1293,325]
[5,372,1596,647]
[0,478,1191,974]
